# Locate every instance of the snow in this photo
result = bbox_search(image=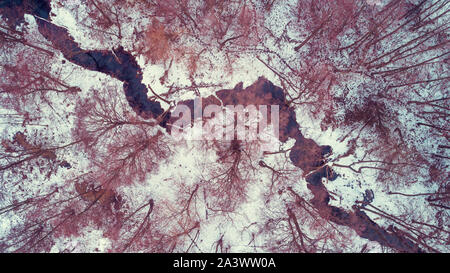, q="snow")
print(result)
[0,0,448,253]
[50,227,112,253]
